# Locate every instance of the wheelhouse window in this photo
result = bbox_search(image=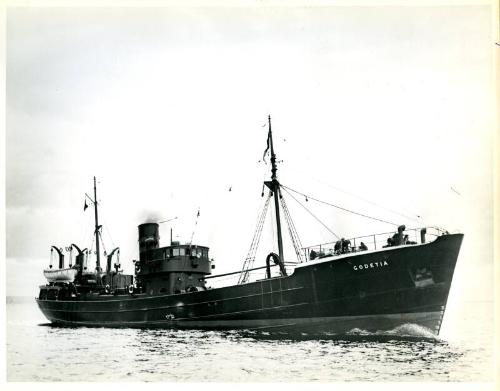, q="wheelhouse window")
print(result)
[172,247,186,256]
